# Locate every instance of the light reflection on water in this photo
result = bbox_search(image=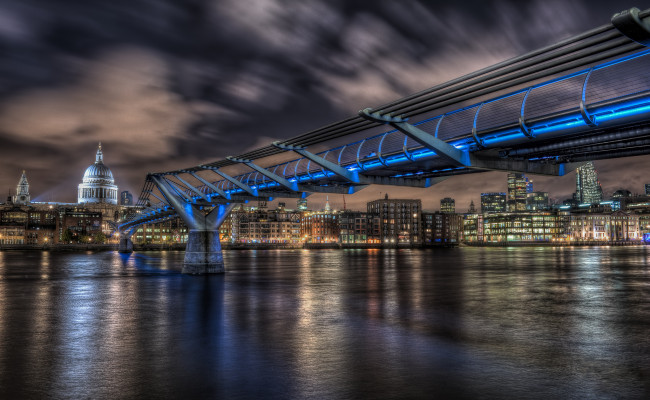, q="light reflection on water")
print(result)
[0,247,648,399]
